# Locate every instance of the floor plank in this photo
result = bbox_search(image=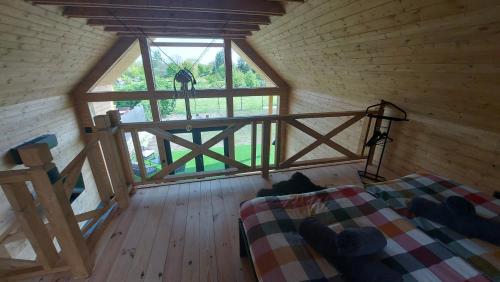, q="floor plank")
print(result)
[181,182,201,282]
[198,180,218,282]
[90,189,148,282]
[125,186,169,282]
[210,179,237,282]
[163,183,190,282]
[30,163,375,282]
[143,185,180,282]
[106,188,164,282]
